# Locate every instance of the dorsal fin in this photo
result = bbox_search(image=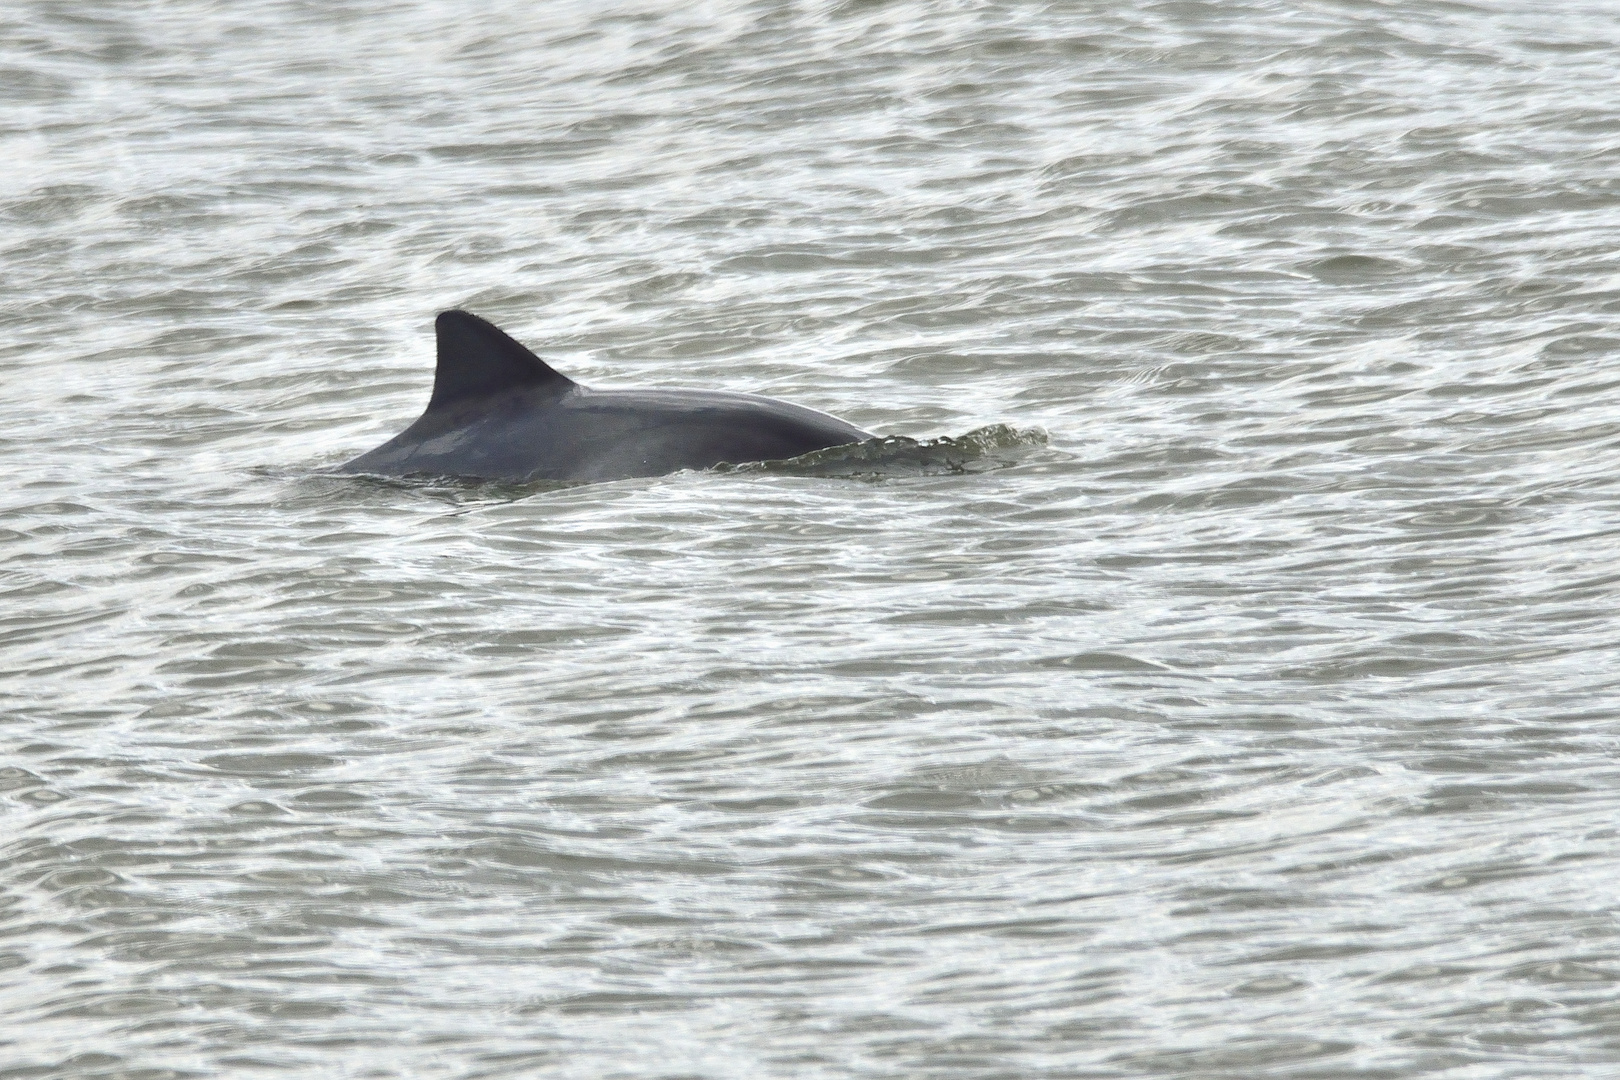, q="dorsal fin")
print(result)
[427,310,576,412]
